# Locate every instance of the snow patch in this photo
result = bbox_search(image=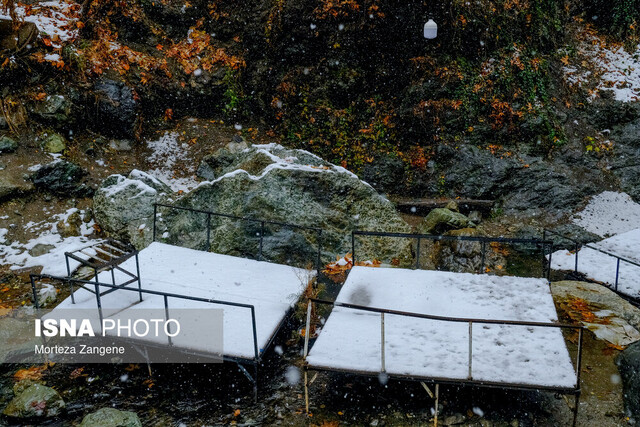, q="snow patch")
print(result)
[146,132,198,192]
[0,208,99,276]
[572,192,640,237]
